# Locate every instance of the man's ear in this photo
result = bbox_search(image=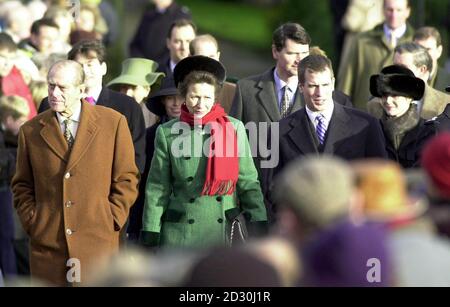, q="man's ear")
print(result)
[100,62,107,76]
[272,44,278,61]
[436,45,443,60]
